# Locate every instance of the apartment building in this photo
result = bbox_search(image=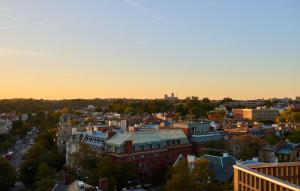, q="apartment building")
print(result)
[105,128,192,182]
[234,162,300,191]
[233,109,279,122]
